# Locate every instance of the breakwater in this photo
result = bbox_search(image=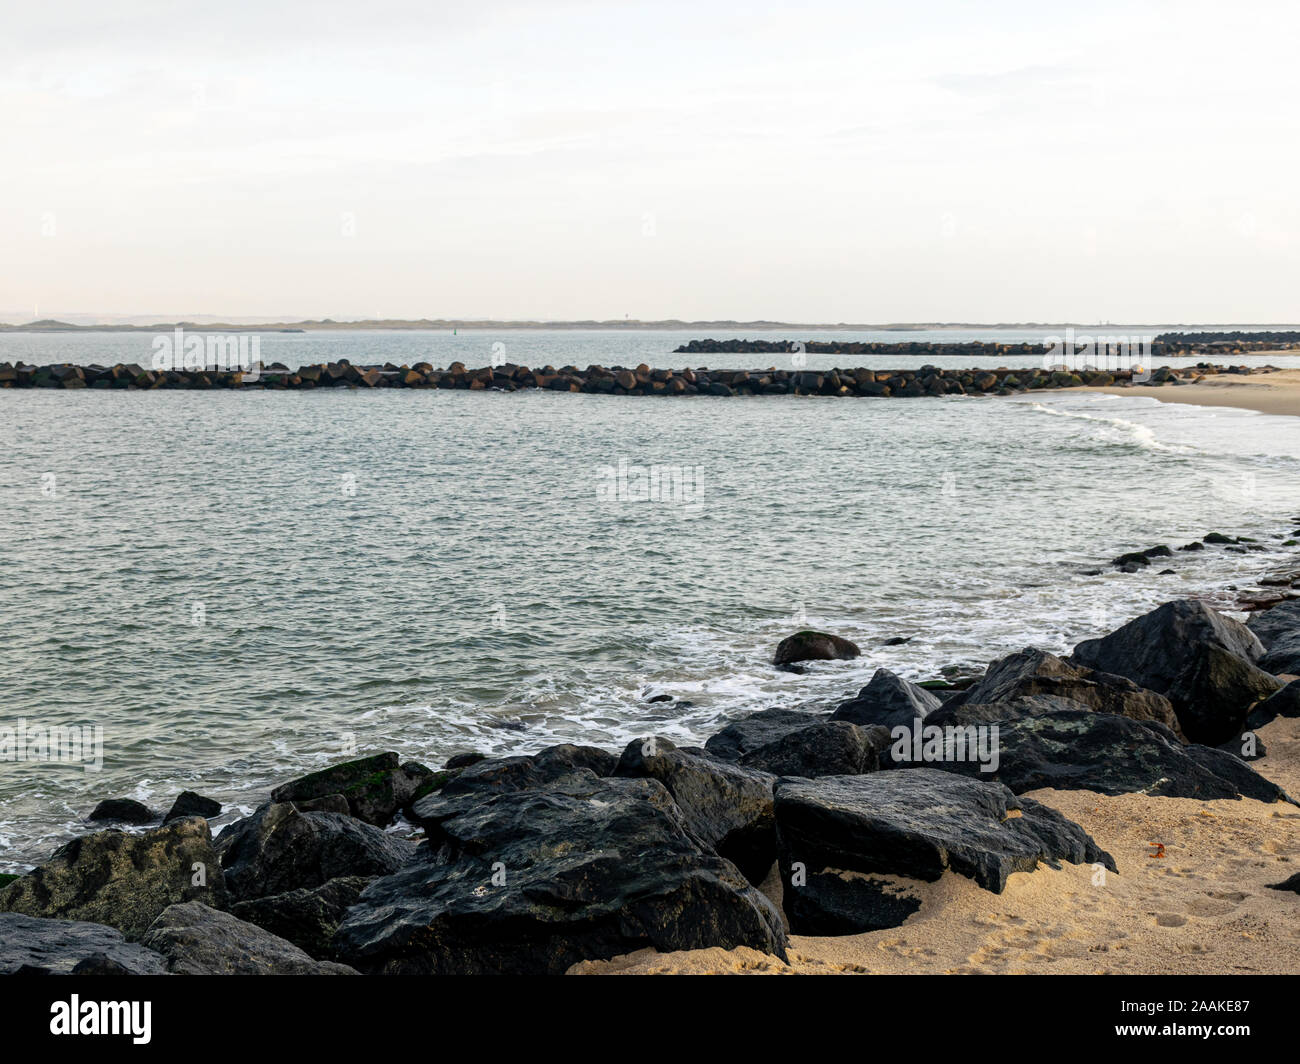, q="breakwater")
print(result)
[674,337,1300,357]
[0,360,1277,395]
